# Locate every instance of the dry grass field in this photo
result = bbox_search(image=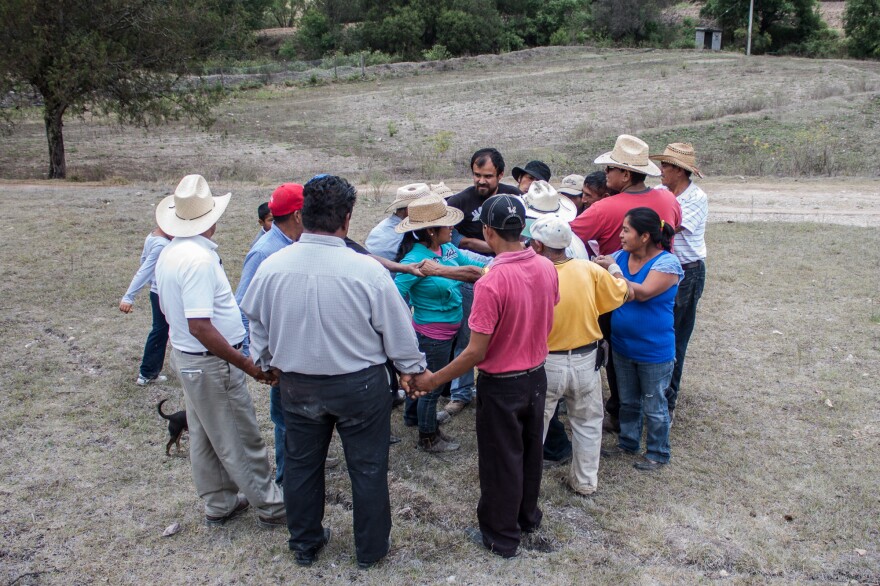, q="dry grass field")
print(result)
[1,47,879,585]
